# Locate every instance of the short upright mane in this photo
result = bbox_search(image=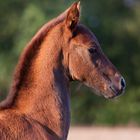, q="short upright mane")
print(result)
[0,8,69,109]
